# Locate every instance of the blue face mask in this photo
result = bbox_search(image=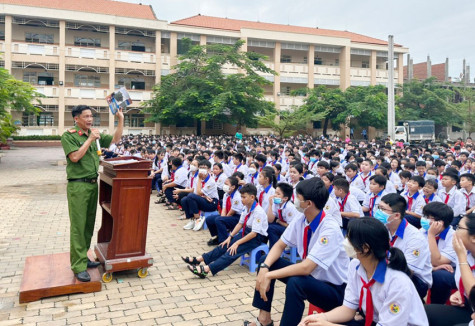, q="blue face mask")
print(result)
[420,217,430,231]
[310,157,317,163]
[374,209,390,224]
[273,197,282,205]
[432,155,439,160]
